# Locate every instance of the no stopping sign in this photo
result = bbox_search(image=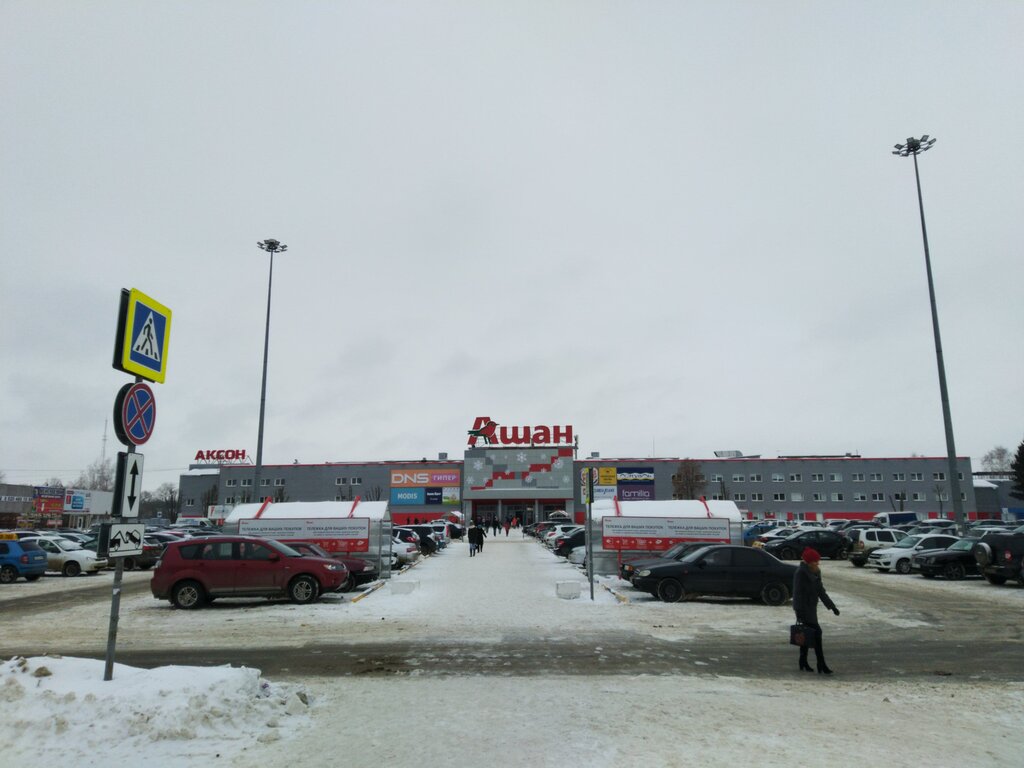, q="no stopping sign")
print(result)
[114,381,156,446]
